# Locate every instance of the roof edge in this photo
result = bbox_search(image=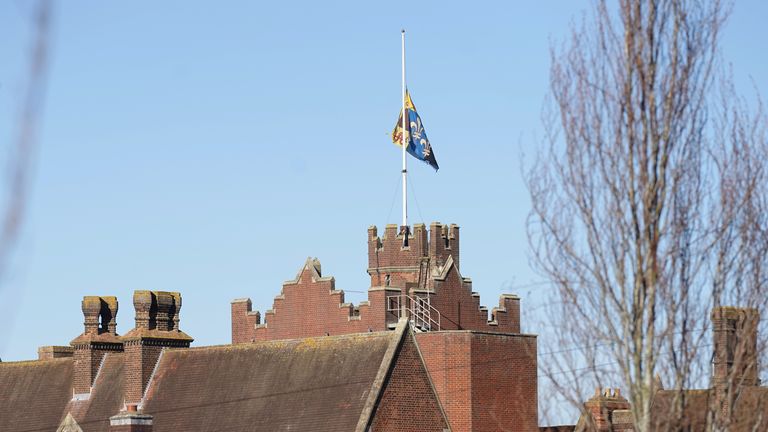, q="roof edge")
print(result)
[354,318,409,432]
